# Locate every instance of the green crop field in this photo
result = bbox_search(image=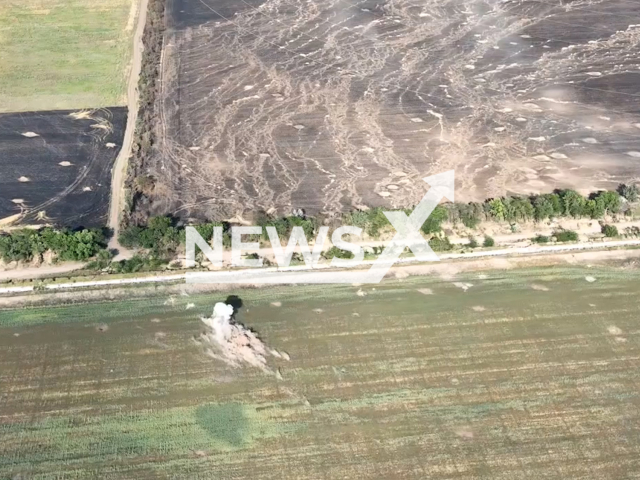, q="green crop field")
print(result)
[0,0,136,113]
[1,266,640,478]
